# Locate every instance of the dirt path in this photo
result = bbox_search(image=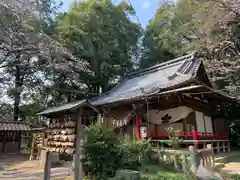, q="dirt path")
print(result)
[0,155,72,180]
[216,152,240,175]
